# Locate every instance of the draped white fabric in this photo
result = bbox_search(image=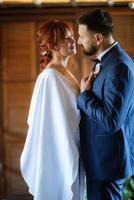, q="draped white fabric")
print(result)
[20,68,85,200]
